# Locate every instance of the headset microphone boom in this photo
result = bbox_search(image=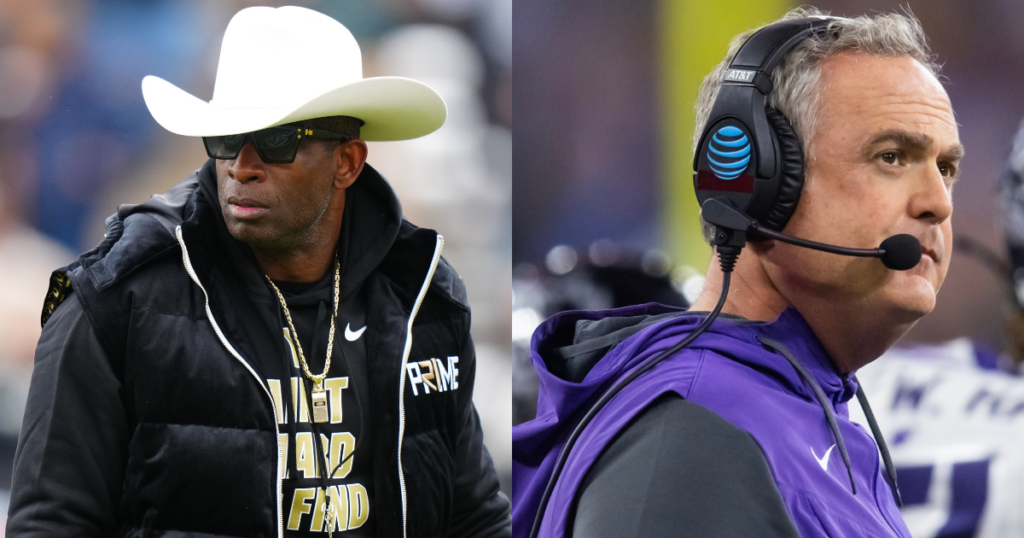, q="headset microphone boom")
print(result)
[701,198,923,271]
